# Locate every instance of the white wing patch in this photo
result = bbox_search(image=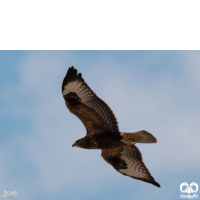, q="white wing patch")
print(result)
[119,146,149,179]
[63,81,94,103]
